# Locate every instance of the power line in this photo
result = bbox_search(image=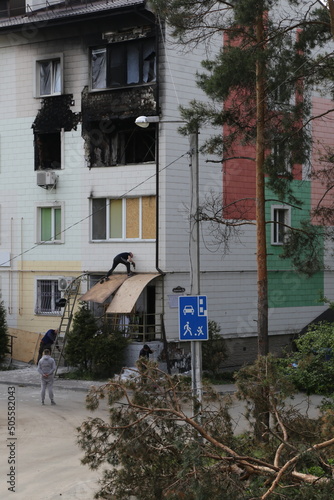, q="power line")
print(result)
[0,152,189,268]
